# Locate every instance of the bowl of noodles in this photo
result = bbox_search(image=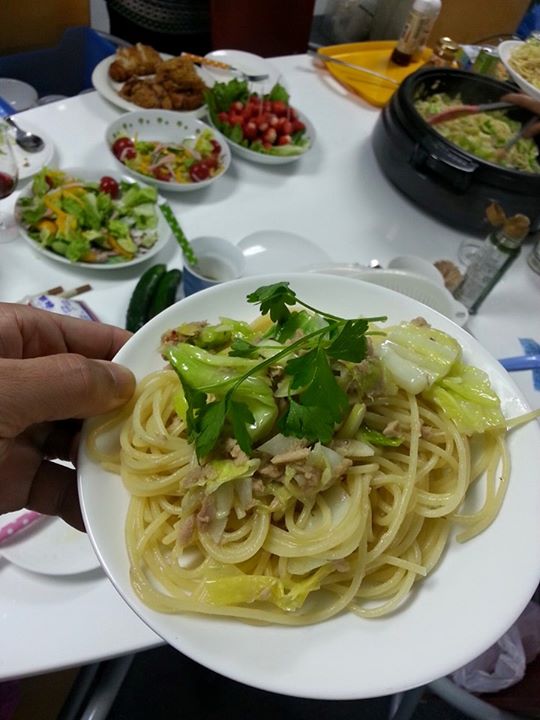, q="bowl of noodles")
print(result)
[372,68,540,234]
[78,273,540,699]
[499,38,540,102]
